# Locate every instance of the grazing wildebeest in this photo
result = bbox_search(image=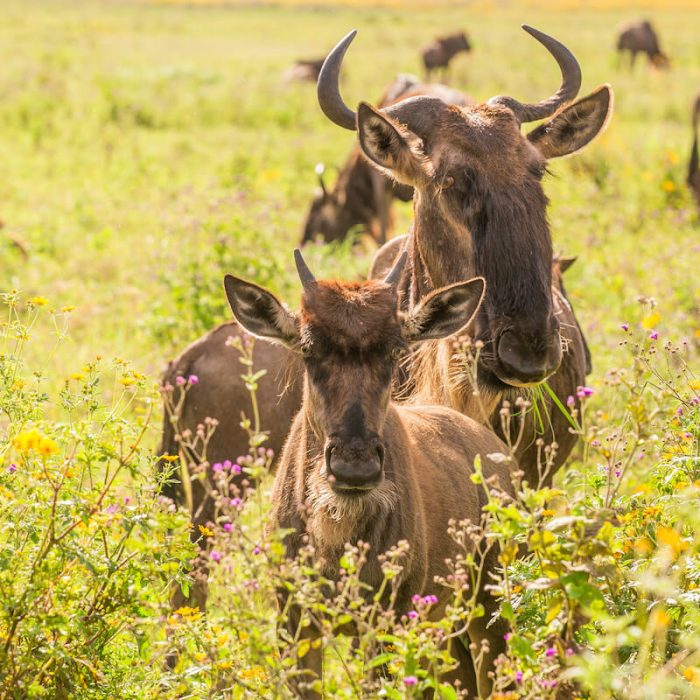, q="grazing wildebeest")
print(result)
[224,249,514,699]
[317,26,613,487]
[421,32,471,81]
[688,92,700,208]
[282,58,325,84]
[616,20,669,69]
[302,76,473,246]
